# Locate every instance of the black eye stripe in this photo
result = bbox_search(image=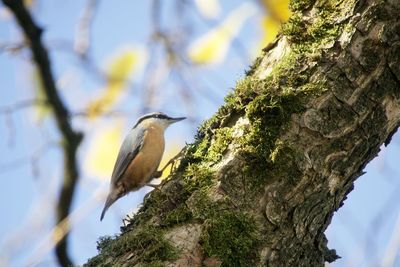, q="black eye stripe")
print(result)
[132,112,170,129]
[156,114,168,119]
